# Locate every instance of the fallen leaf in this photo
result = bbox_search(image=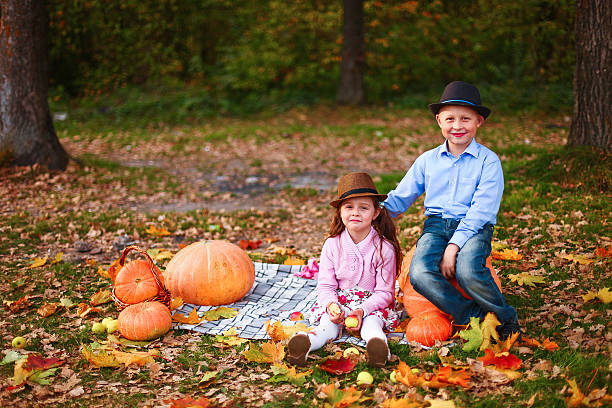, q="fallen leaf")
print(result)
[458,316,483,352]
[172,308,203,324]
[164,396,212,408]
[560,253,594,265]
[50,252,63,264]
[435,365,471,388]
[541,338,559,351]
[283,256,305,266]
[595,244,612,258]
[145,224,172,237]
[320,384,366,407]
[239,239,262,250]
[319,353,357,375]
[480,313,501,351]
[269,363,312,385]
[29,257,48,268]
[198,370,218,389]
[566,378,587,407]
[382,398,425,408]
[169,297,184,310]
[201,307,238,321]
[37,303,58,318]
[76,302,100,318]
[425,400,456,408]
[265,320,313,342]
[147,248,175,261]
[508,272,546,287]
[478,349,522,370]
[491,249,522,261]
[242,341,285,365]
[4,296,30,313]
[90,289,113,306]
[268,246,296,256]
[10,354,64,389]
